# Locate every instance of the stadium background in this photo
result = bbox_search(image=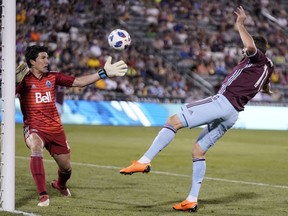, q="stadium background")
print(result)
[12,0,288,104]
[4,0,287,130]
[0,1,288,215]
